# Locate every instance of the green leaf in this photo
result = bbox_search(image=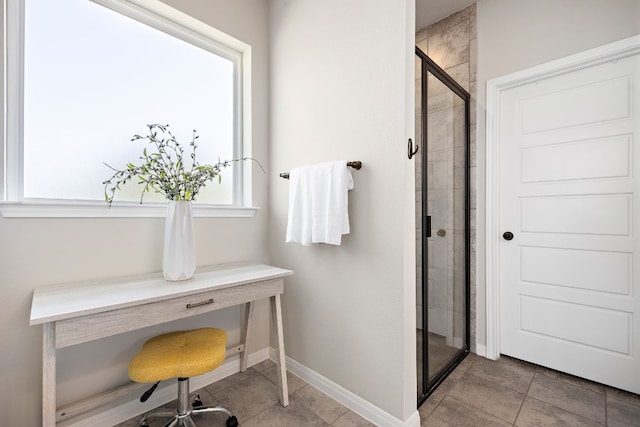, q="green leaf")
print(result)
[103,124,254,207]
